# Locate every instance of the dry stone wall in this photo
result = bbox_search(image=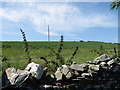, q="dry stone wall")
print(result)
[2,54,120,90]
